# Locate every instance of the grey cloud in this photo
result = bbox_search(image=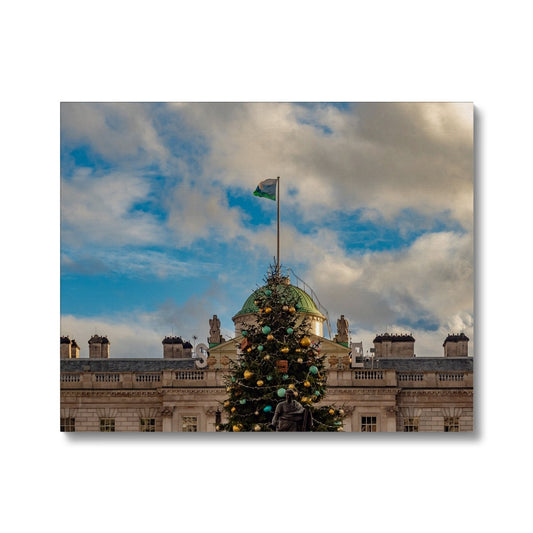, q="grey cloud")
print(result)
[302,230,473,353]
[172,102,473,229]
[61,102,169,168]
